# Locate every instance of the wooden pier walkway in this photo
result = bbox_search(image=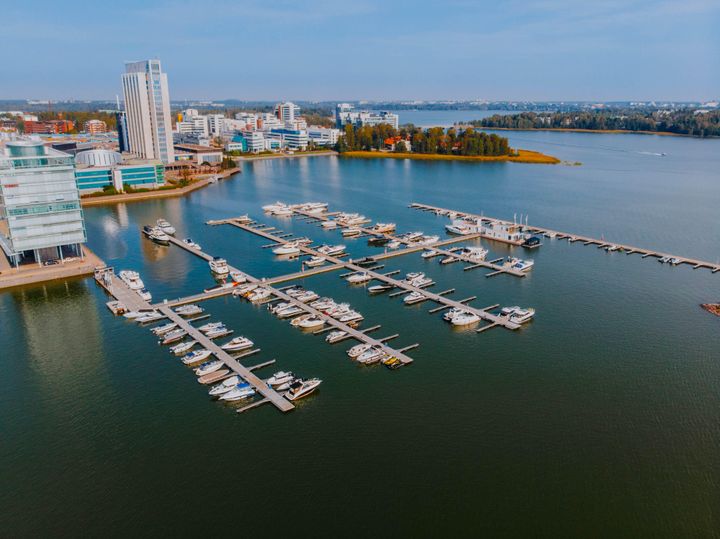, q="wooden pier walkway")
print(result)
[409,202,720,273]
